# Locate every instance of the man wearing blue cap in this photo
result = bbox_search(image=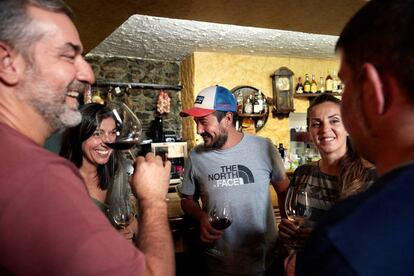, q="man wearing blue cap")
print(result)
[179,85,289,275]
